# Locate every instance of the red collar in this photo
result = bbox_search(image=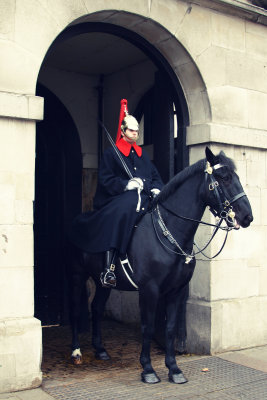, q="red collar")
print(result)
[116,137,142,157]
